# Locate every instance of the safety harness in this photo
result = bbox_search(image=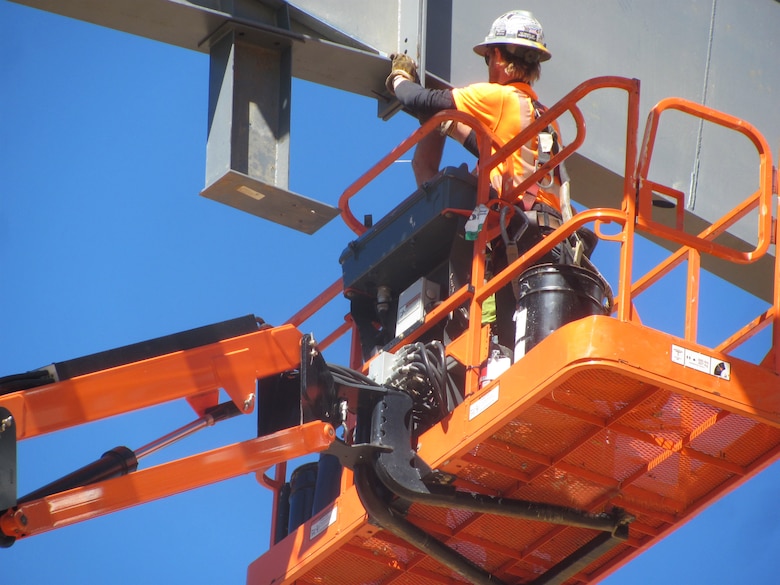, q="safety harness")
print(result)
[501,94,612,306]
